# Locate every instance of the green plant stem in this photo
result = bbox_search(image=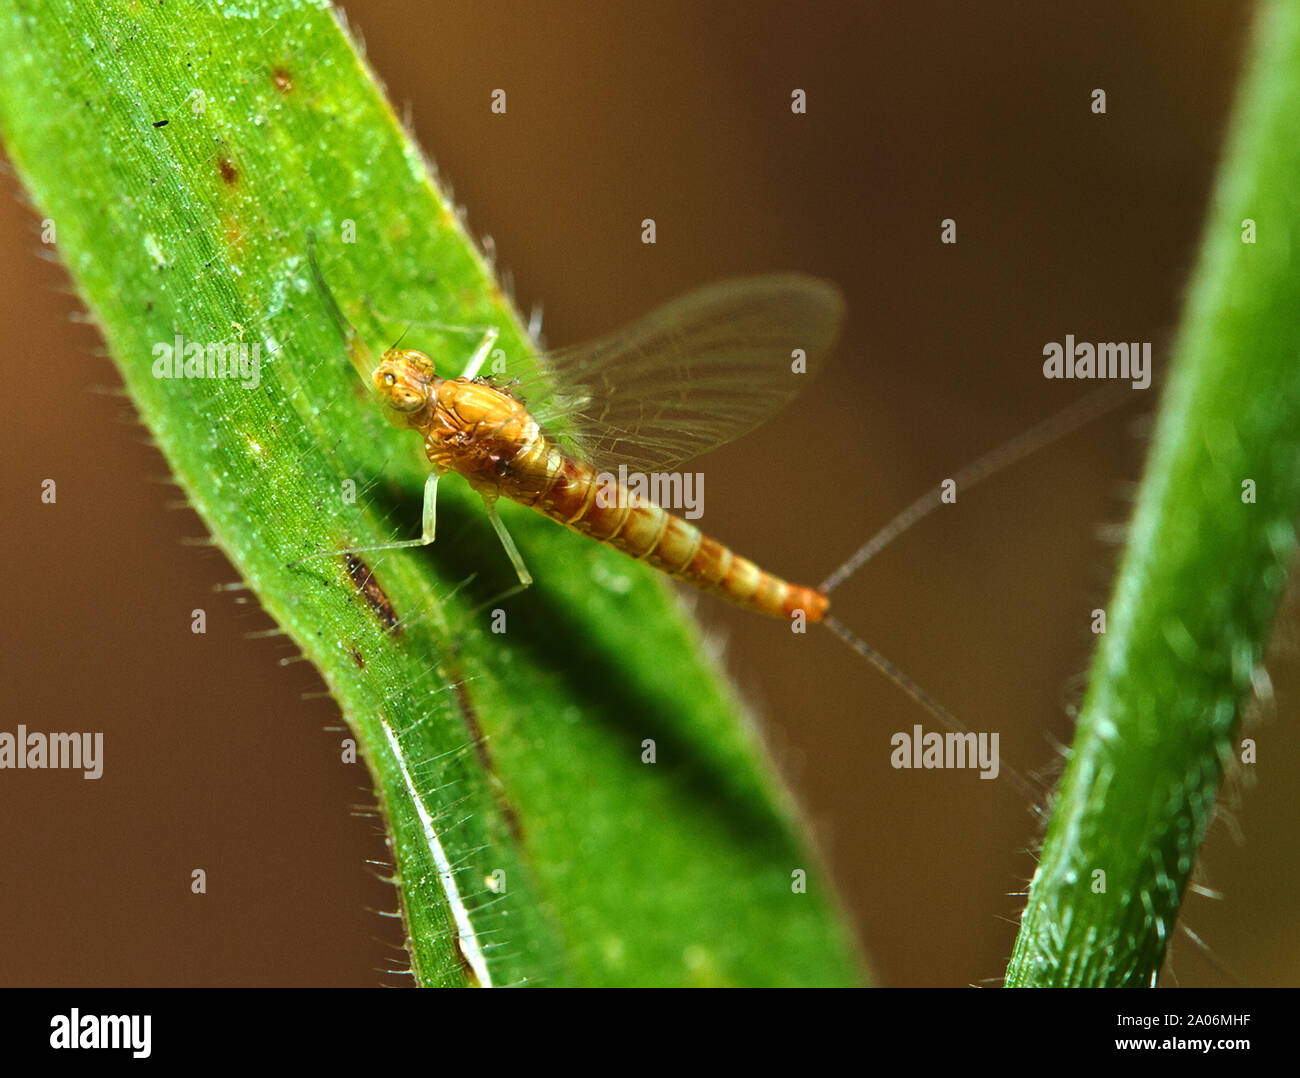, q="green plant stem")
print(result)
[1006,0,1300,986]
